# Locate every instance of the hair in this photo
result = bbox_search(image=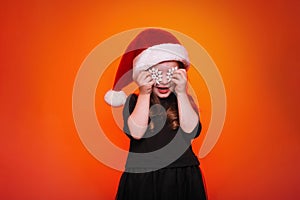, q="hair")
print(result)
[149,92,179,131]
[148,61,187,132]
